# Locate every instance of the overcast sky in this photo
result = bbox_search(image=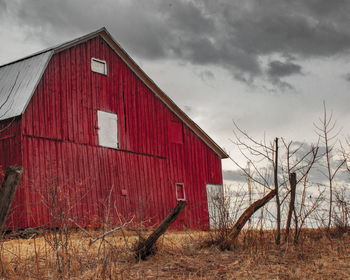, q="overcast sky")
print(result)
[1,0,350,181]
